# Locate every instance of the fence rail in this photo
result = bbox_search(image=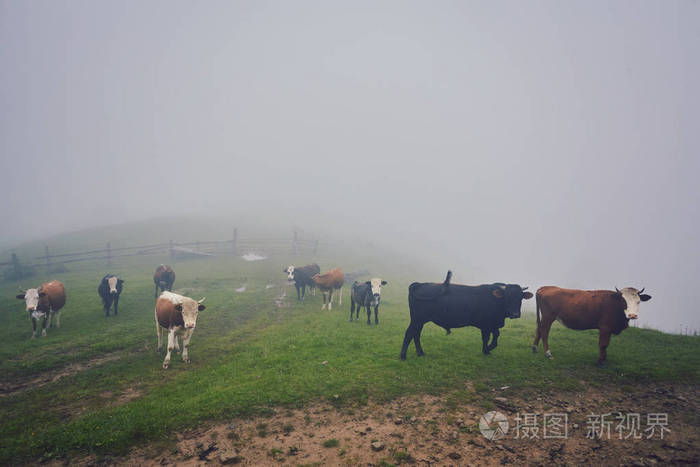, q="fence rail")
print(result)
[4,229,325,274]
